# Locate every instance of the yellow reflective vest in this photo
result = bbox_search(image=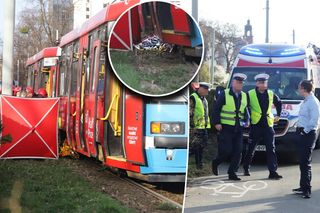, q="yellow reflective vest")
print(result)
[220,89,247,126]
[248,89,274,127]
[191,93,211,129]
